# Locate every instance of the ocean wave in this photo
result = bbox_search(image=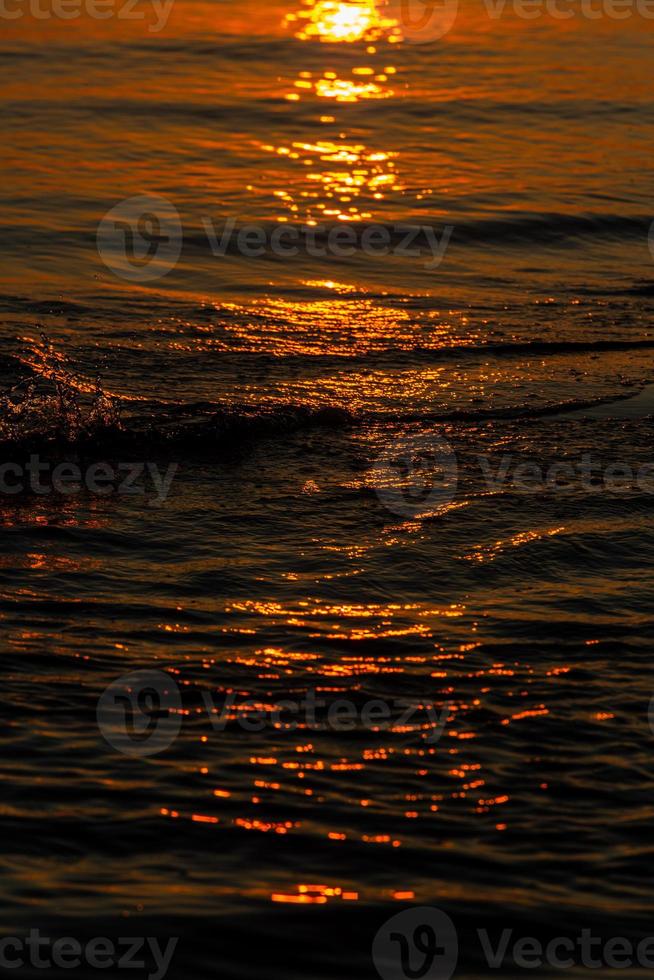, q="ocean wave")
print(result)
[0,211,649,273]
[357,338,654,364]
[0,341,353,454]
[1,335,649,459]
[368,391,641,425]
